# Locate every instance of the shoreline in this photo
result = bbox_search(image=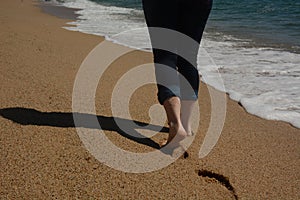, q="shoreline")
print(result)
[43,0,300,129]
[0,0,299,199]
[37,0,81,20]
